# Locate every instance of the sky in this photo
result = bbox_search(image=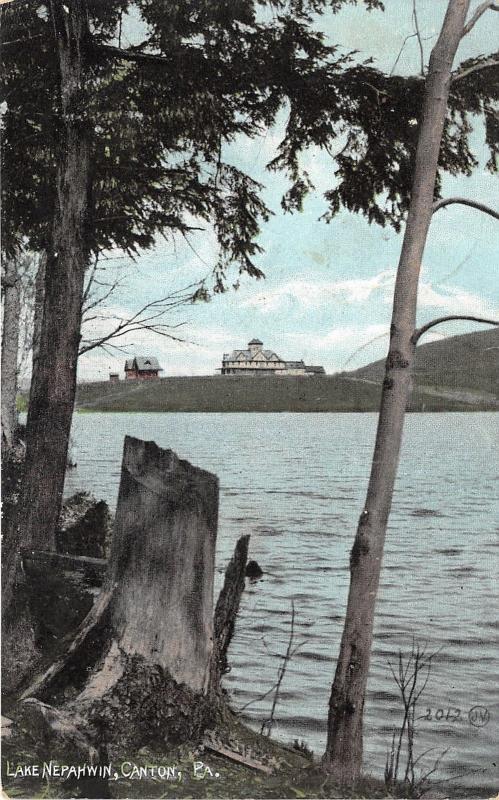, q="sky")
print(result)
[78,0,499,381]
